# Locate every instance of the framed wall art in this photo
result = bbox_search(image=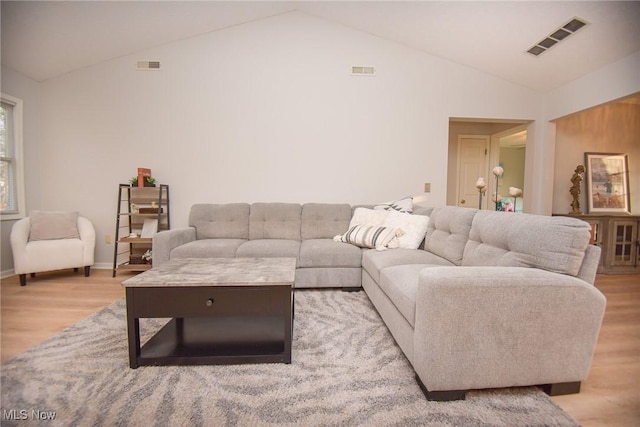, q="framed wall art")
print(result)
[584,152,630,214]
